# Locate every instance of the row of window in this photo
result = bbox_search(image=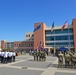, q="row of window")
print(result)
[45,29,73,34]
[46,42,74,45]
[26,39,34,41]
[46,45,74,47]
[15,48,33,53]
[14,43,33,47]
[26,34,34,37]
[45,35,73,41]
